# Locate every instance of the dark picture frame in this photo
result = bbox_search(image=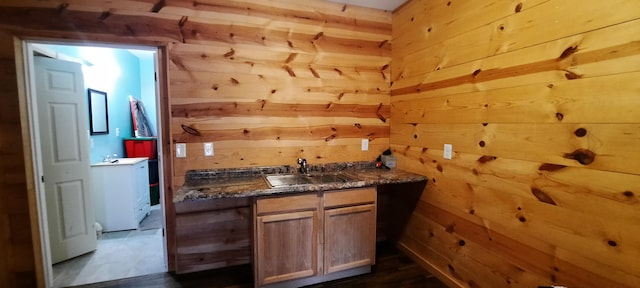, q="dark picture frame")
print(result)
[88,89,109,135]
